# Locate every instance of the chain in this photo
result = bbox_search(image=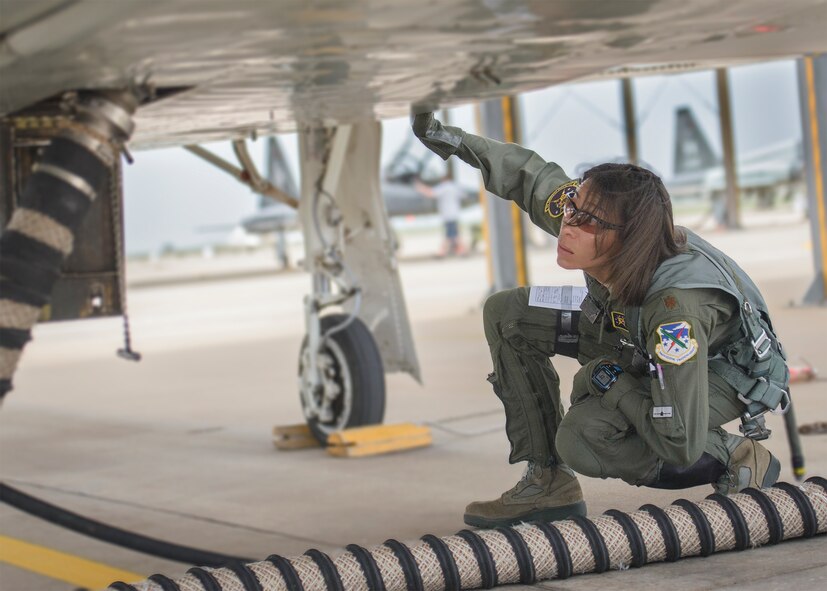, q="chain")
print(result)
[111,156,141,362]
